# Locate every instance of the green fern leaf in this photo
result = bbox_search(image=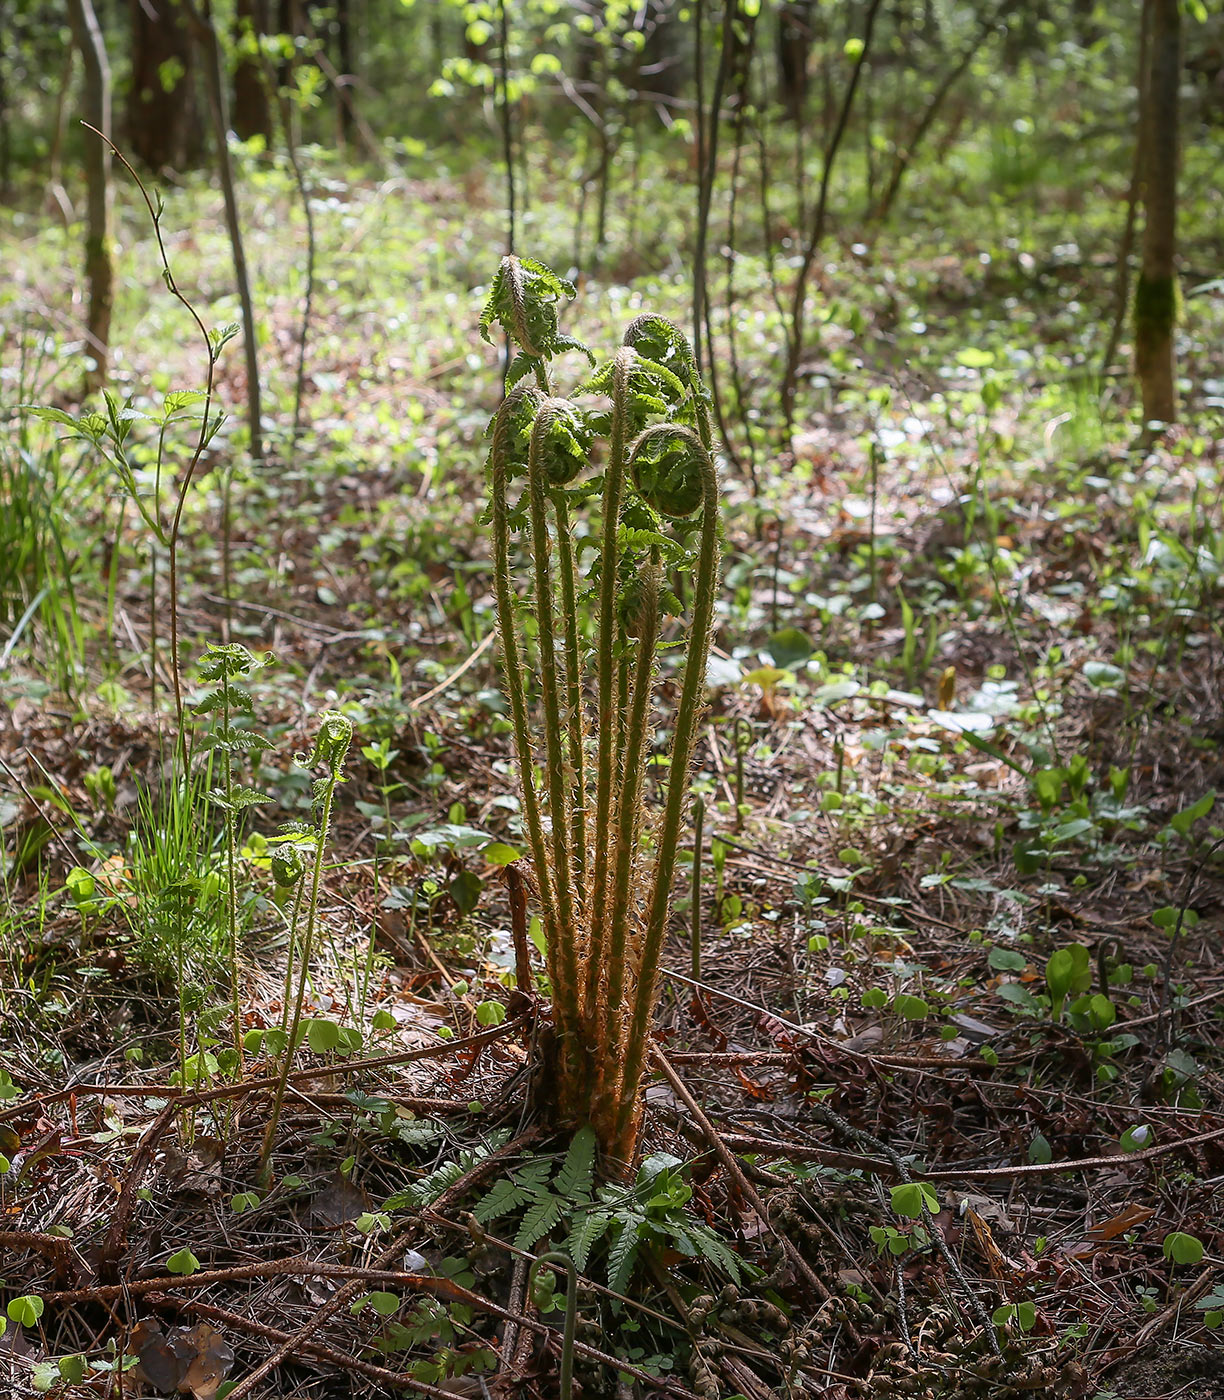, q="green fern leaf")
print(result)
[478,261,509,346]
[606,1217,644,1293]
[556,1126,596,1201]
[514,1193,563,1250]
[473,1178,532,1224]
[517,255,576,300]
[198,727,274,754]
[565,1209,611,1273]
[513,1159,556,1189]
[551,332,596,366]
[688,1224,744,1283]
[193,683,254,715]
[505,352,544,388]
